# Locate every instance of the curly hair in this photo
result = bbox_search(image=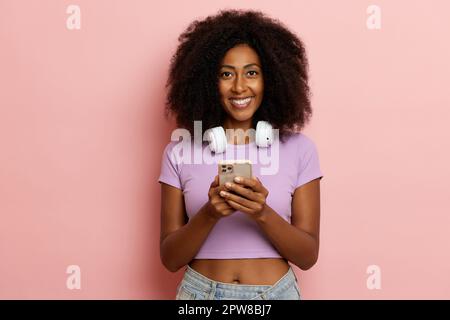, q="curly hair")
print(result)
[164,9,312,142]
